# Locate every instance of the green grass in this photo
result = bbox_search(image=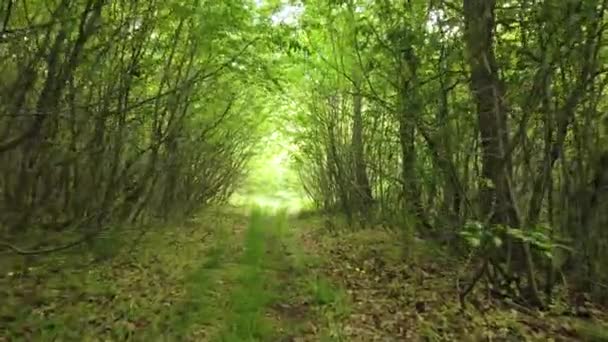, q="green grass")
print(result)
[307,276,340,305]
[576,321,608,342]
[158,222,234,339]
[0,211,243,341]
[216,207,349,341]
[216,207,276,341]
[282,217,351,341]
[1,207,353,341]
[141,206,307,341]
[305,275,351,341]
